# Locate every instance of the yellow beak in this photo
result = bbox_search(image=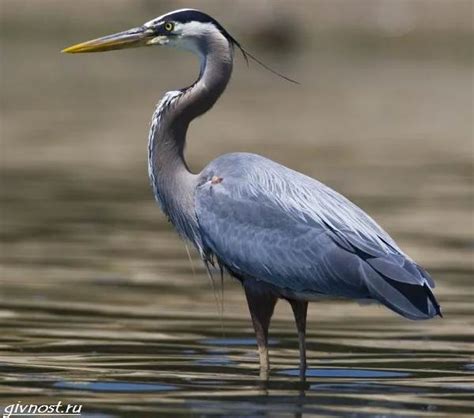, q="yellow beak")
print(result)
[62,27,154,53]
